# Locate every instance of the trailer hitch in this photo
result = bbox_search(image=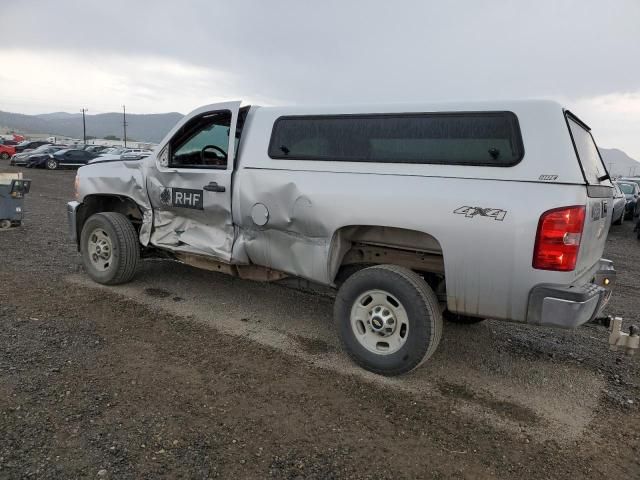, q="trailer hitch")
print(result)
[604,316,639,355]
